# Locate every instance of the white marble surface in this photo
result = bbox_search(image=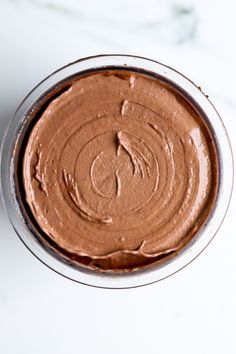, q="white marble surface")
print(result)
[0,1,236,353]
